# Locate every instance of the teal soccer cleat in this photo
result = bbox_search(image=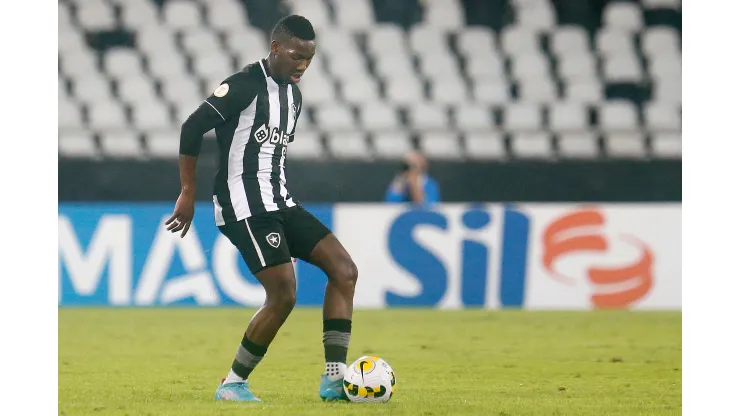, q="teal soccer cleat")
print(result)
[214,379,262,402]
[319,374,349,401]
